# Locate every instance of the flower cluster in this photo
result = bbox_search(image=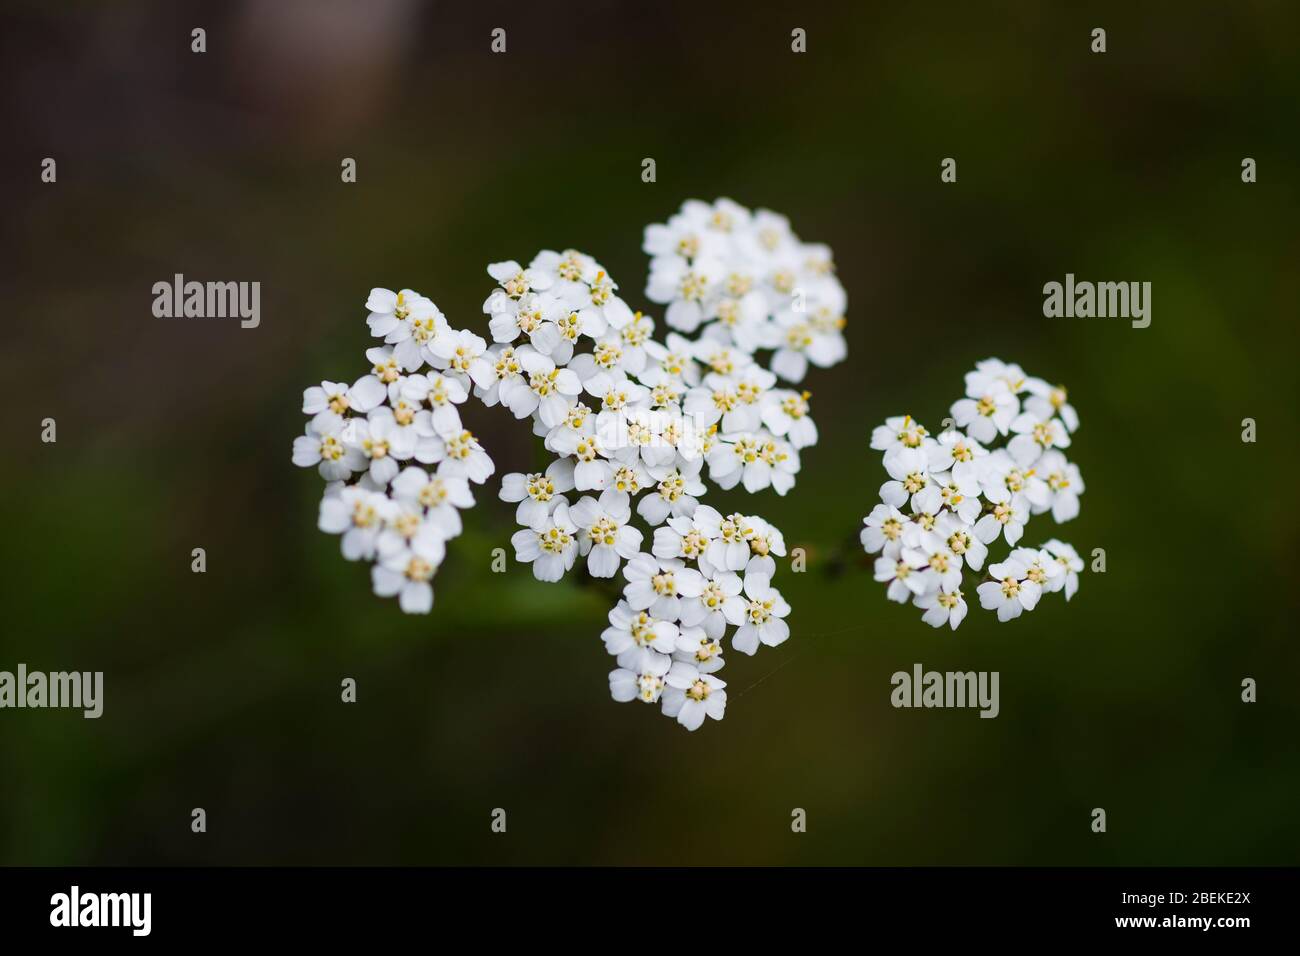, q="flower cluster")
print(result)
[293,198,849,730]
[646,197,847,386]
[291,288,491,613]
[861,359,1085,629]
